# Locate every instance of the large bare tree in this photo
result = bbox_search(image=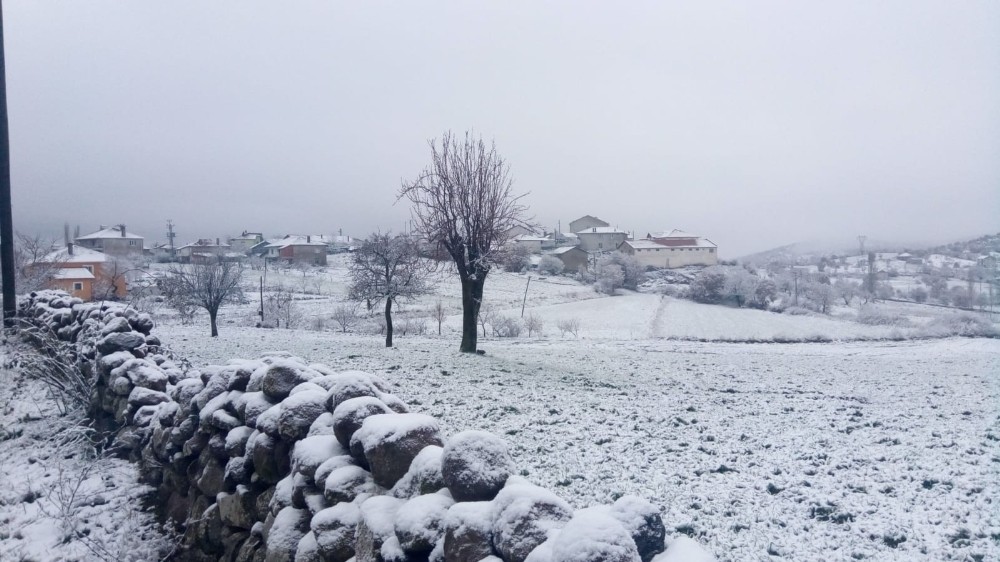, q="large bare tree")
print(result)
[162,259,245,337]
[399,131,531,353]
[349,232,427,347]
